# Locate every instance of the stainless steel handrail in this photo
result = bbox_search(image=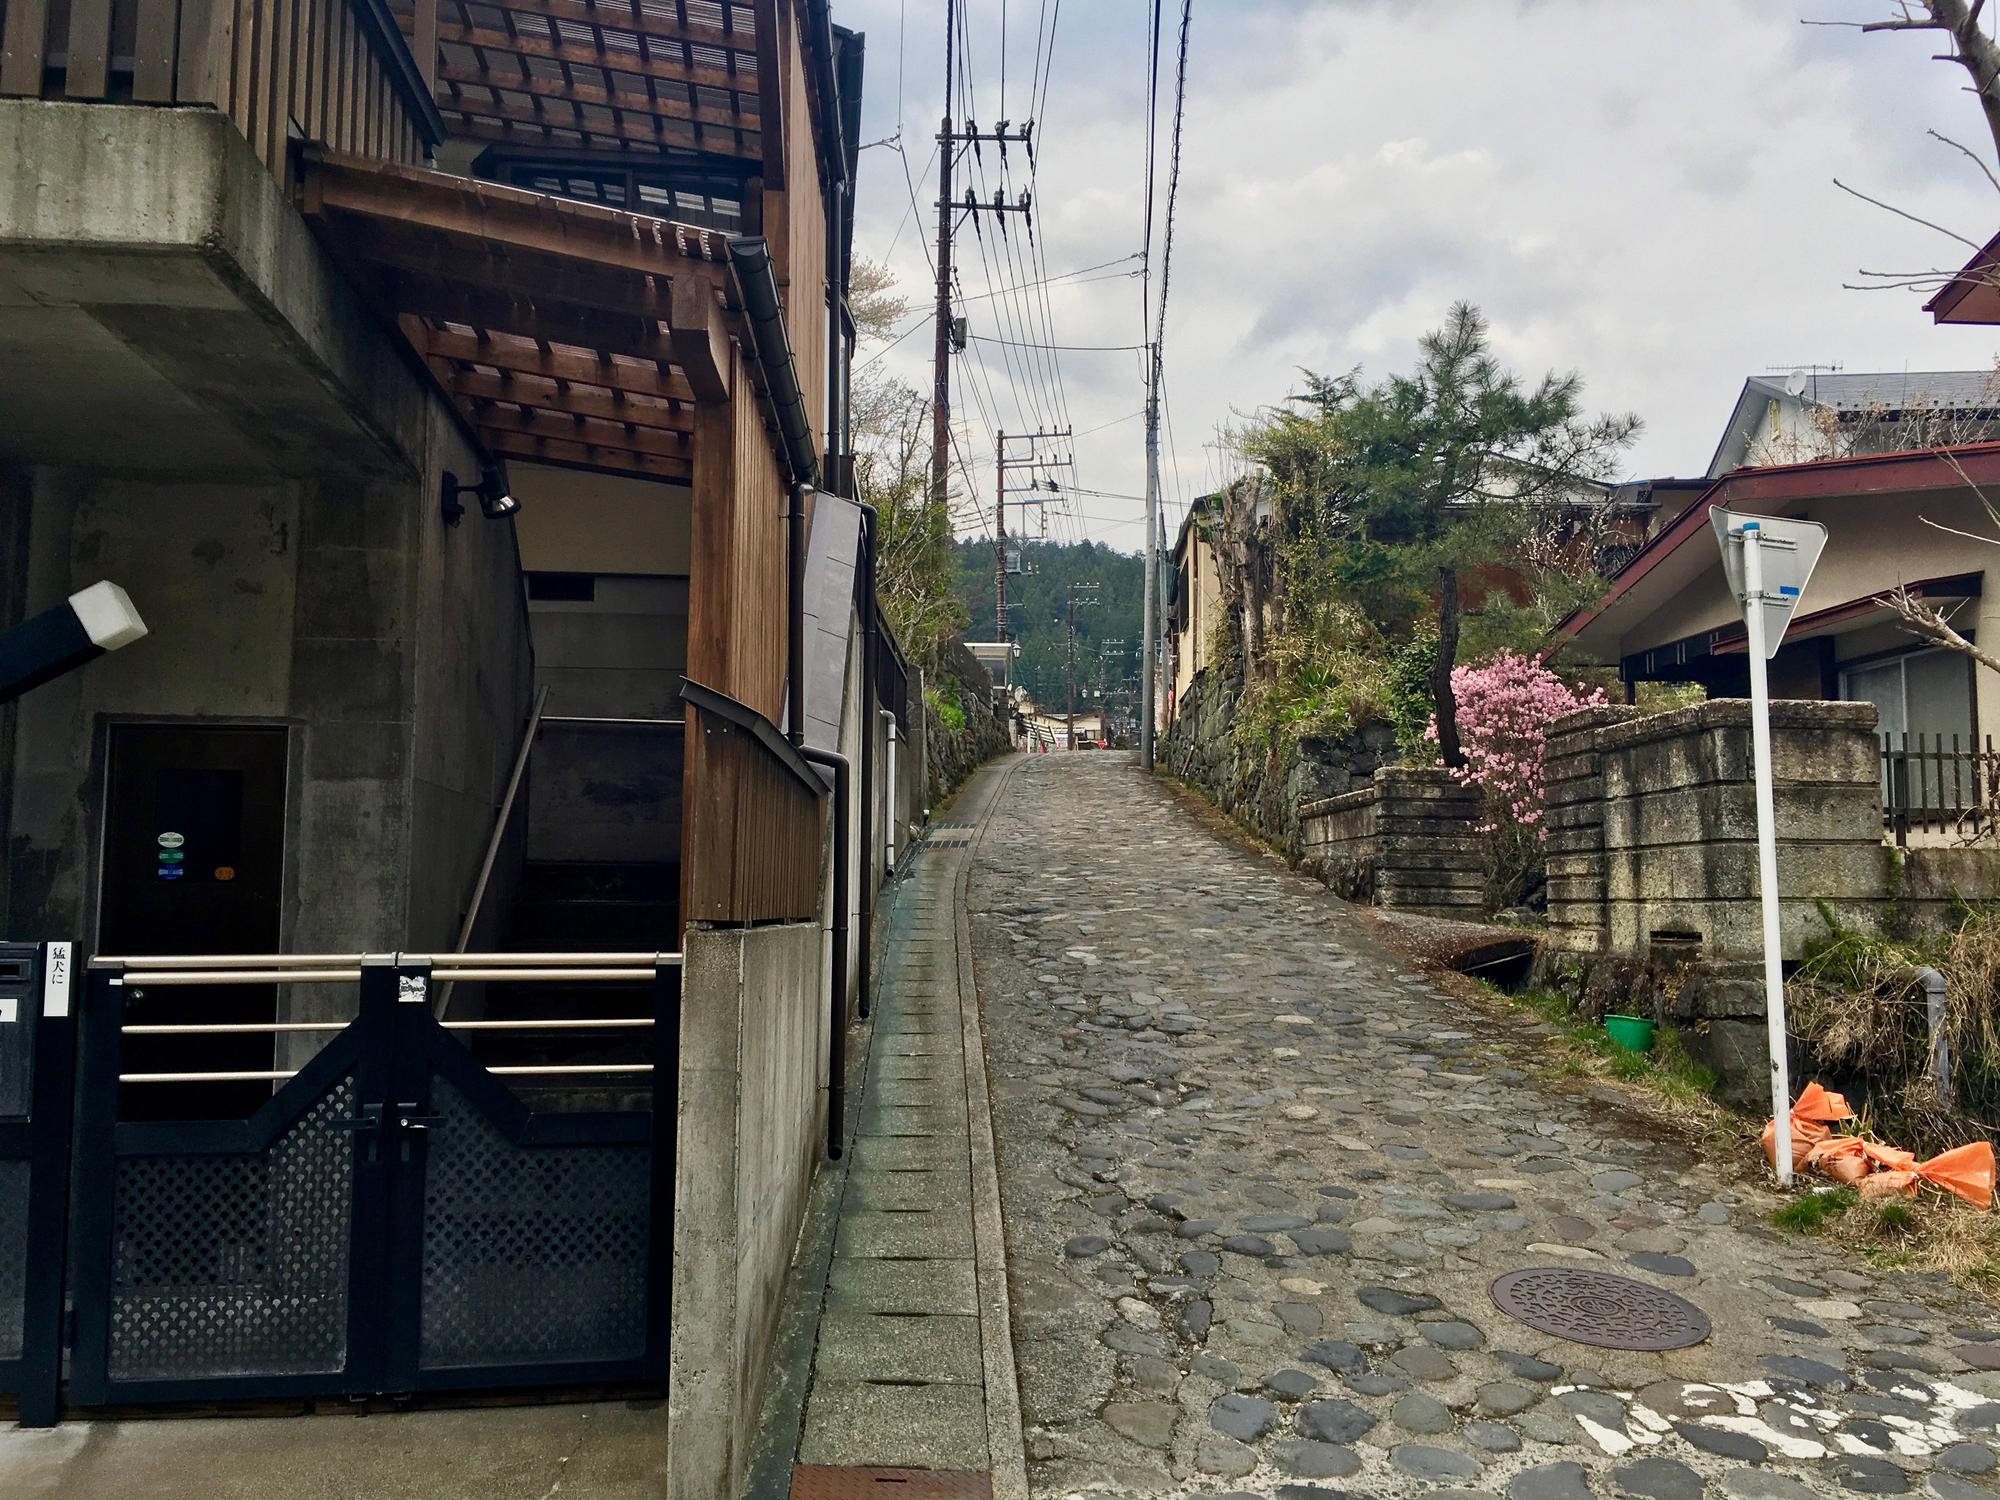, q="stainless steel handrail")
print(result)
[120,1062,655,1083]
[441,683,551,1019]
[120,968,661,986]
[98,952,683,969]
[122,1017,657,1034]
[539,715,687,728]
